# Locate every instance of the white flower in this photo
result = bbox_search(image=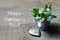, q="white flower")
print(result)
[41,18,45,22]
[44,12,50,16]
[35,16,41,21]
[42,18,45,21]
[47,16,53,21]
[47,8,50,12]
[41,8,44,11]
[39,10,43,14]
